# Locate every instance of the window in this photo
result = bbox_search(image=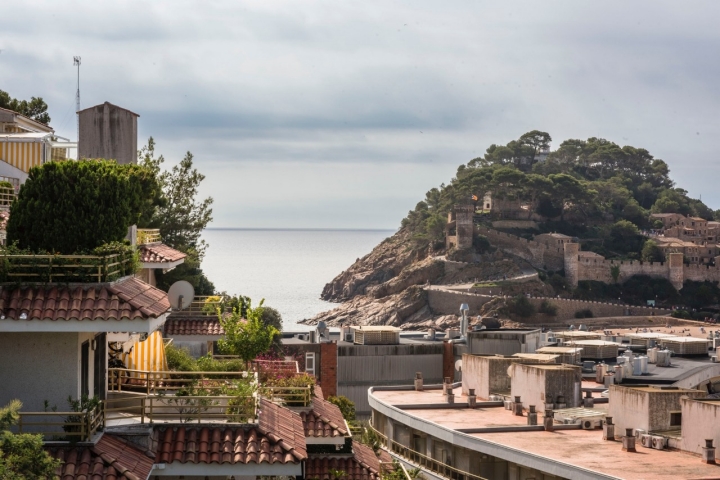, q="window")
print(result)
[670,412,682,426]
[305,352,316,375]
